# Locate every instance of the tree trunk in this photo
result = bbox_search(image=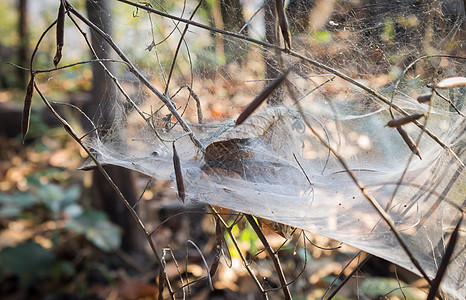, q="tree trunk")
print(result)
[264,0,284,105]
[287,0,315,33]
[85,0,142,253]
[17,0,28,88]
[220,0,247,64]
